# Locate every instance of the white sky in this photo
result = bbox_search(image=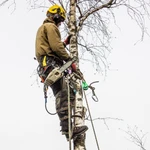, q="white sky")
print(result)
[0,1,150,150]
